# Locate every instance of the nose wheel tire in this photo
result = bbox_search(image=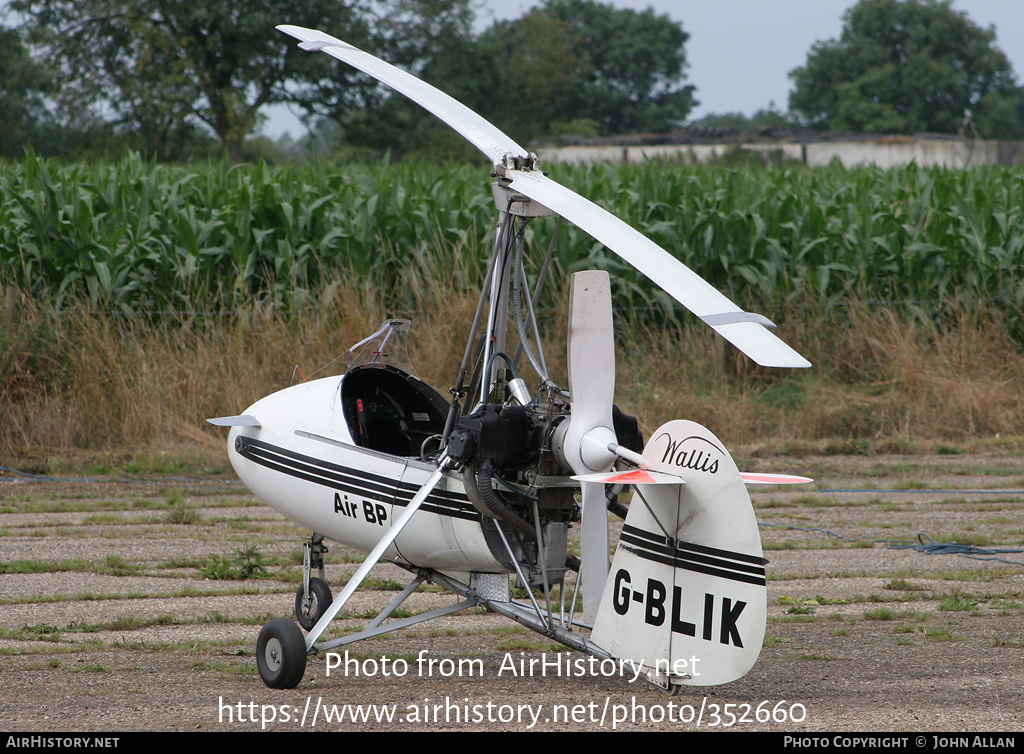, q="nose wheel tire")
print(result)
[257,617,307,689]
[295,577,333,632]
